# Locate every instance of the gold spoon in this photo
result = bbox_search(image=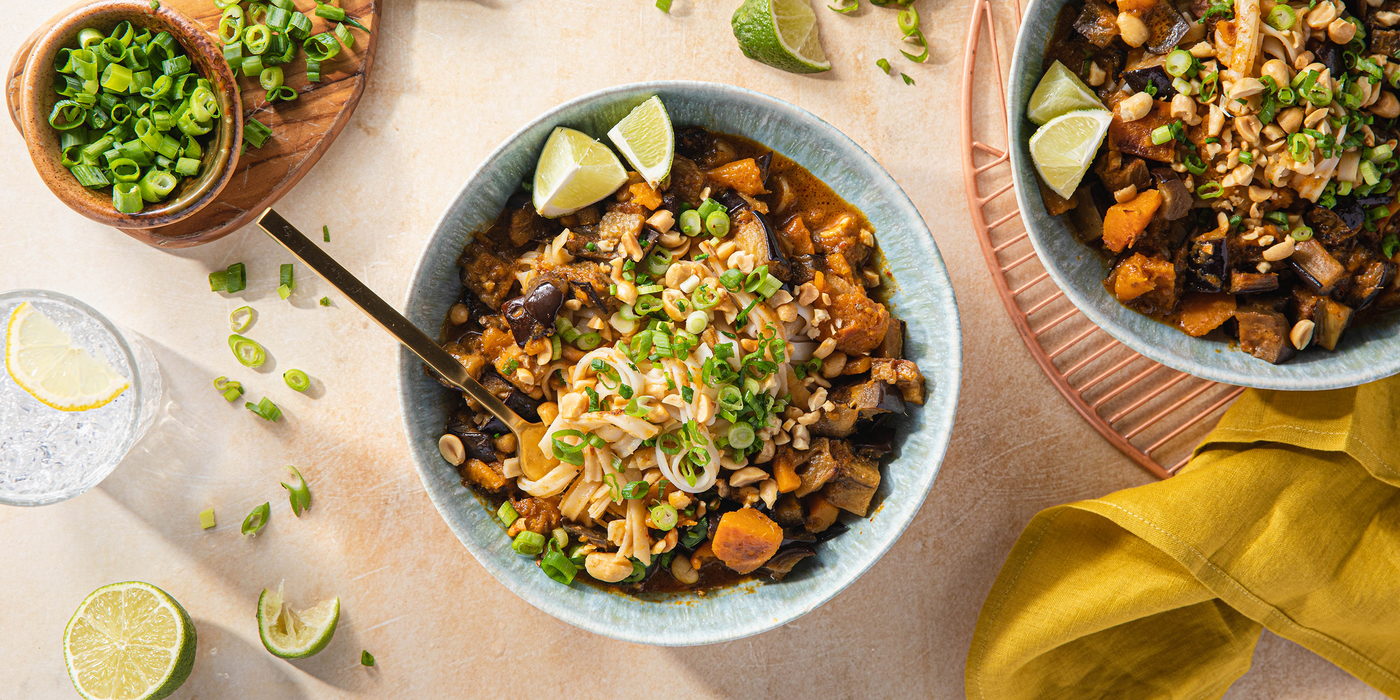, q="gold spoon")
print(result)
[257,208,552,480]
